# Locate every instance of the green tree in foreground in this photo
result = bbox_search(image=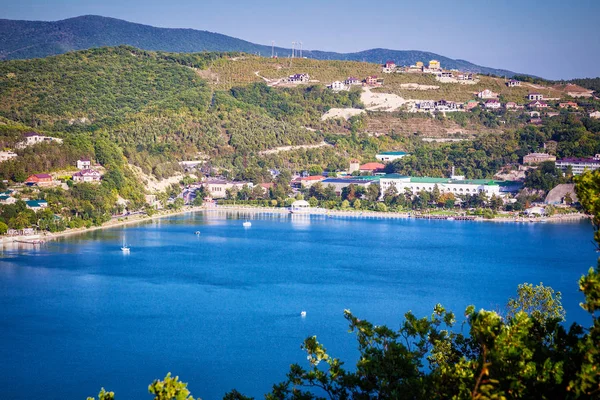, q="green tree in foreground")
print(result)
[148,373,198,400]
